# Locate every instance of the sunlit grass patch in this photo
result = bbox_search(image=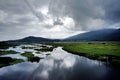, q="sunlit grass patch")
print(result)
[21,52,40,62]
